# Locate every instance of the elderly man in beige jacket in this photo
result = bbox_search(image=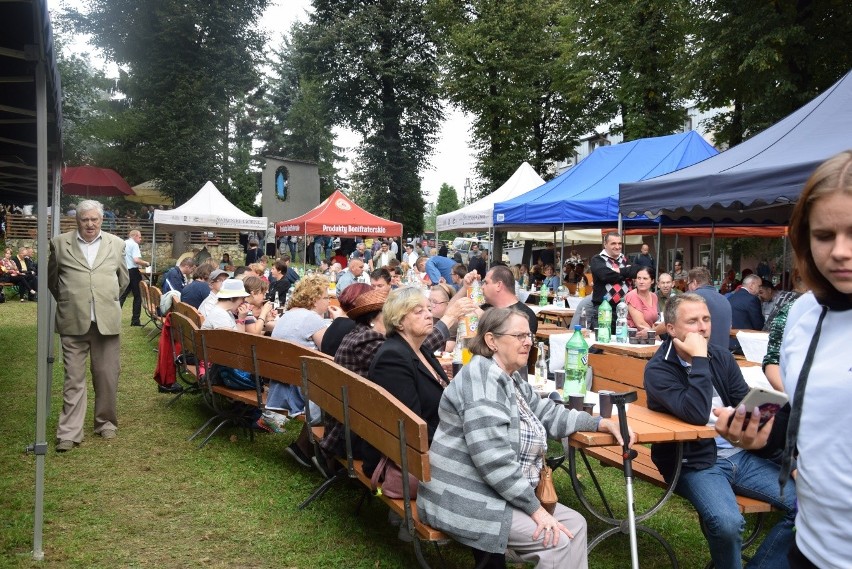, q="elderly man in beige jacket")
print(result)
[49,200,129,452]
